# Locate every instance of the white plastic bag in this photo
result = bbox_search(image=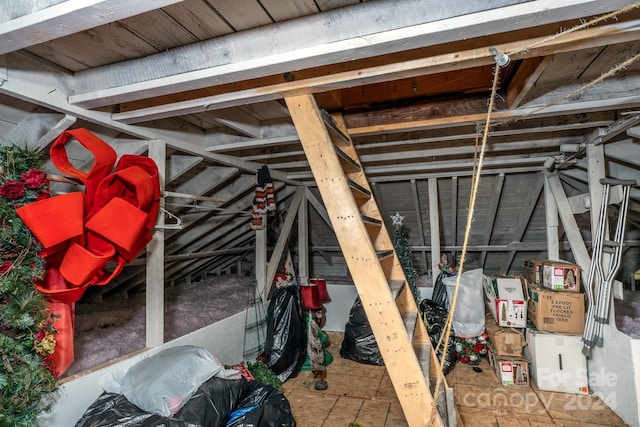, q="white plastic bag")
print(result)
[102,345,239,417]
[443,268,485,338]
